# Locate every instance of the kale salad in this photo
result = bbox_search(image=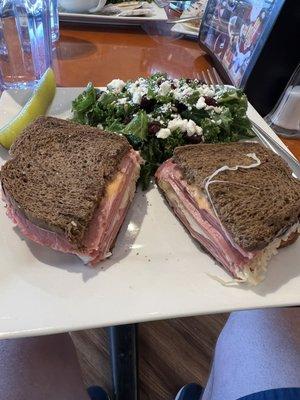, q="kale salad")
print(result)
[72,73,253,189]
